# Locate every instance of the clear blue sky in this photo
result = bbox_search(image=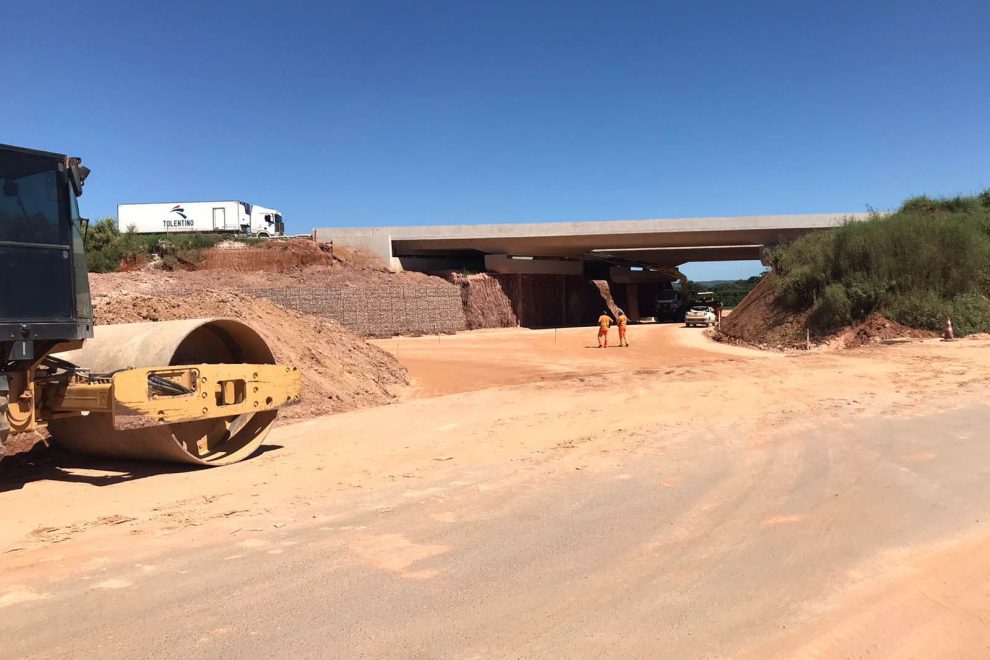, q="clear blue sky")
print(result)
[5,1,988,280]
